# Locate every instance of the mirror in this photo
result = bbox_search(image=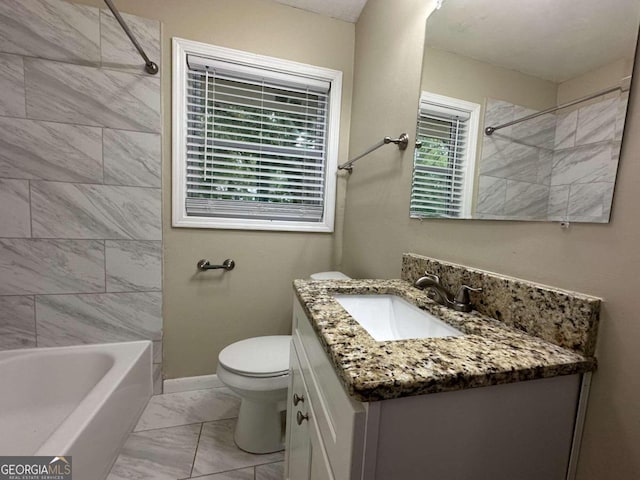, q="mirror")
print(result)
[412,0,640,223]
